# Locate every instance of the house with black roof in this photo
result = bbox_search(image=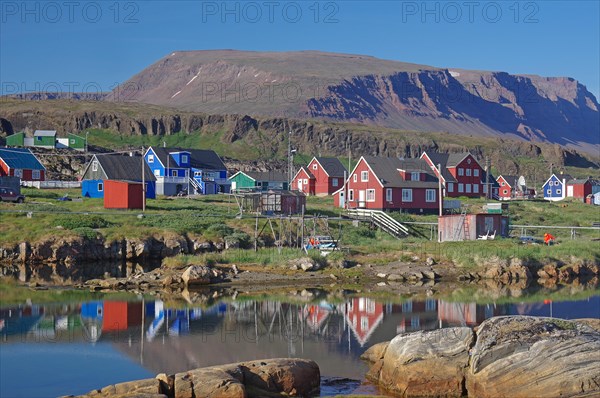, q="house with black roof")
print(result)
[292,157,348,195]
[421,151,485,197]
[81,154,156,199]
[144,147,229,195]
[334,156,440,212]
